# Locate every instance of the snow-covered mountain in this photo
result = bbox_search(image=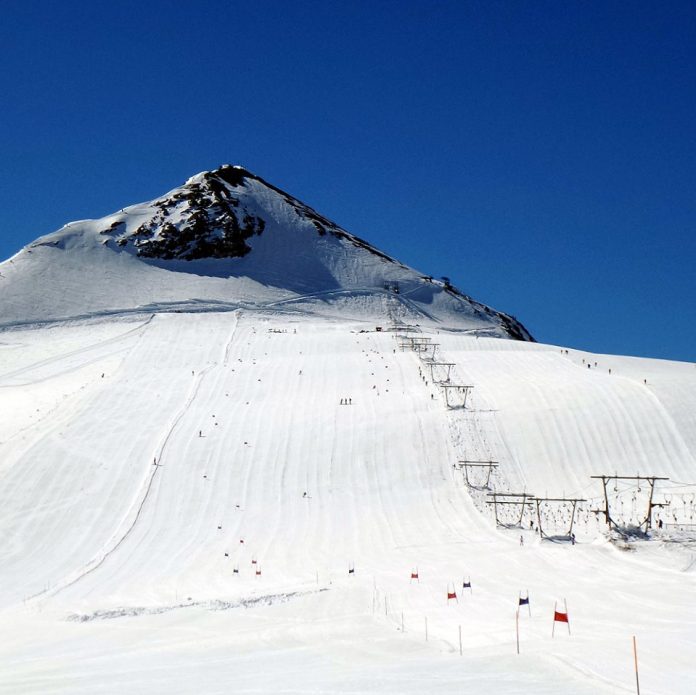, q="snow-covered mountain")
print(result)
[0,168,694,694]
[0,165,531,340]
